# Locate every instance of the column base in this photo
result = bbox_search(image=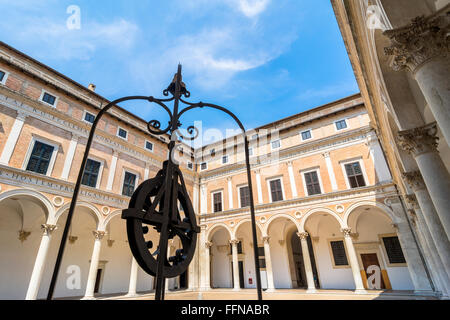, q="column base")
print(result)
[265,288,275,293]
[413,290,437,296]
[125,293,137,297]
[354,289,368,294]
[81,296,96,300]
[306,288,317,294]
